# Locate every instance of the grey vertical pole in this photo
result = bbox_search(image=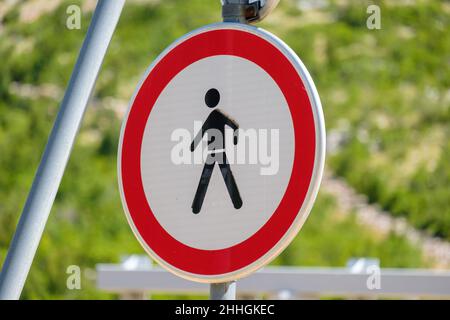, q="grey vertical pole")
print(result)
[208,0,267,301]
[0,0,126,300]
[210,281,236,300]
[208,0,259,302]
